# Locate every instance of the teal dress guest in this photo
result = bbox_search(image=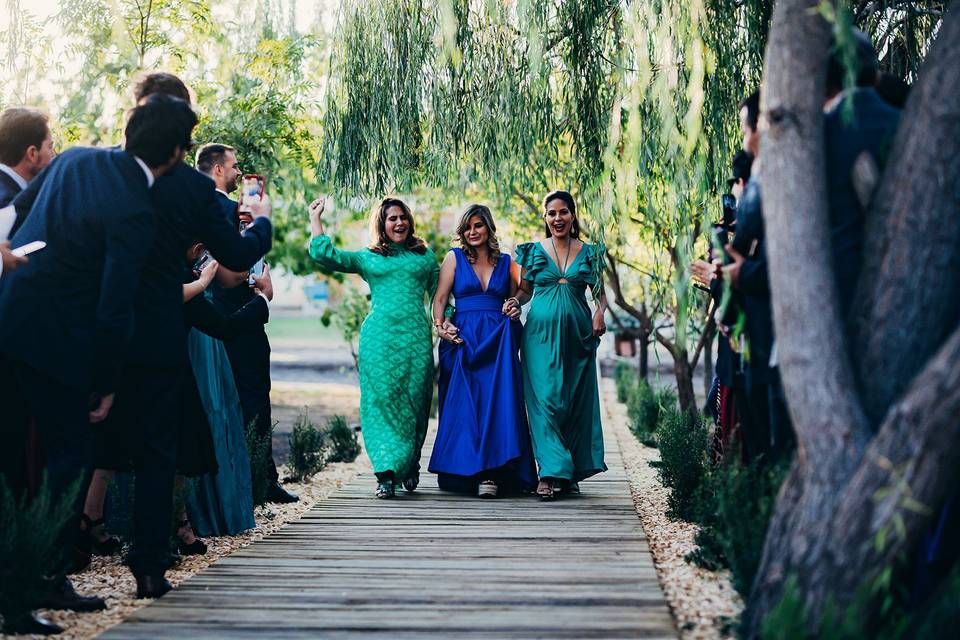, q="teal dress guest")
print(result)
[508,190,608,500]
[186,327,256,536]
